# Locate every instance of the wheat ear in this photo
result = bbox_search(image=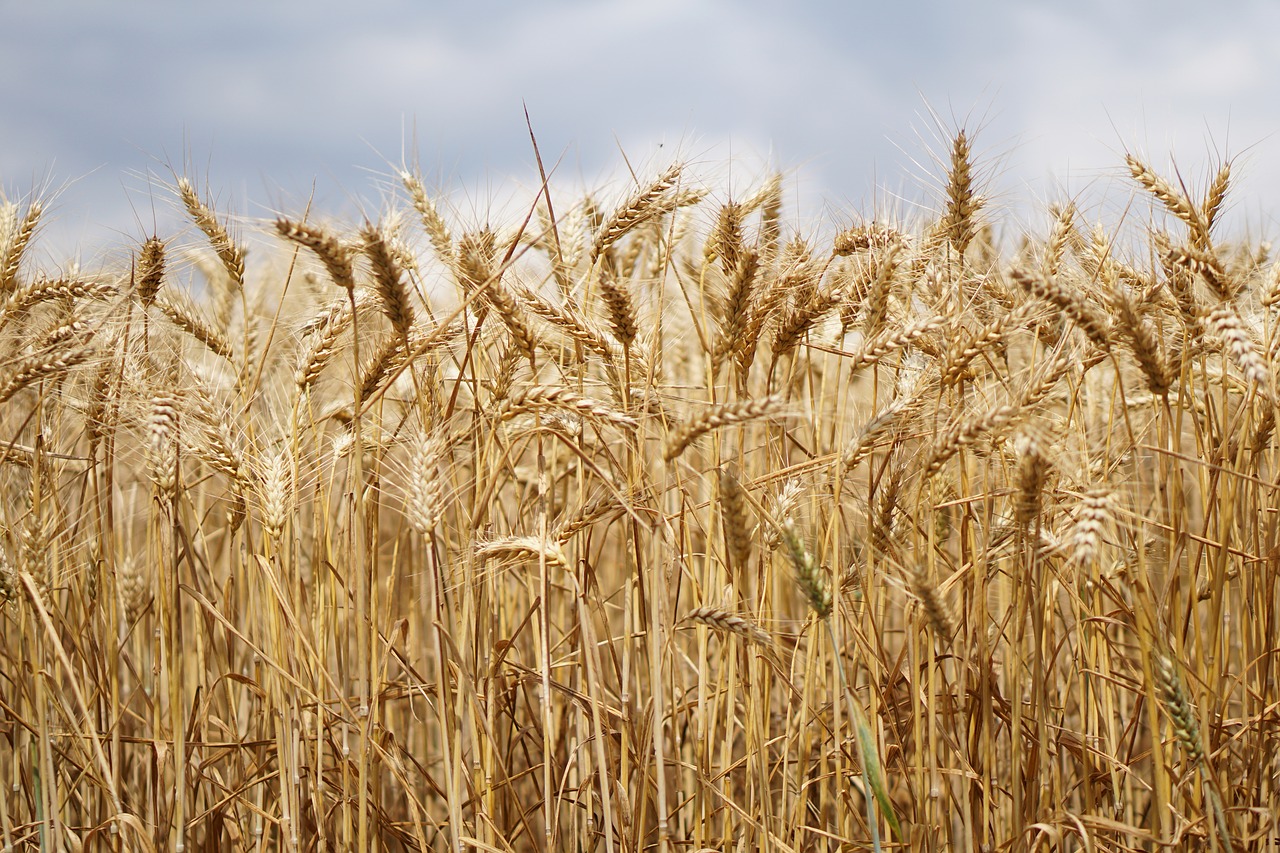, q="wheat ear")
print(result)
[664,396,783,462]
